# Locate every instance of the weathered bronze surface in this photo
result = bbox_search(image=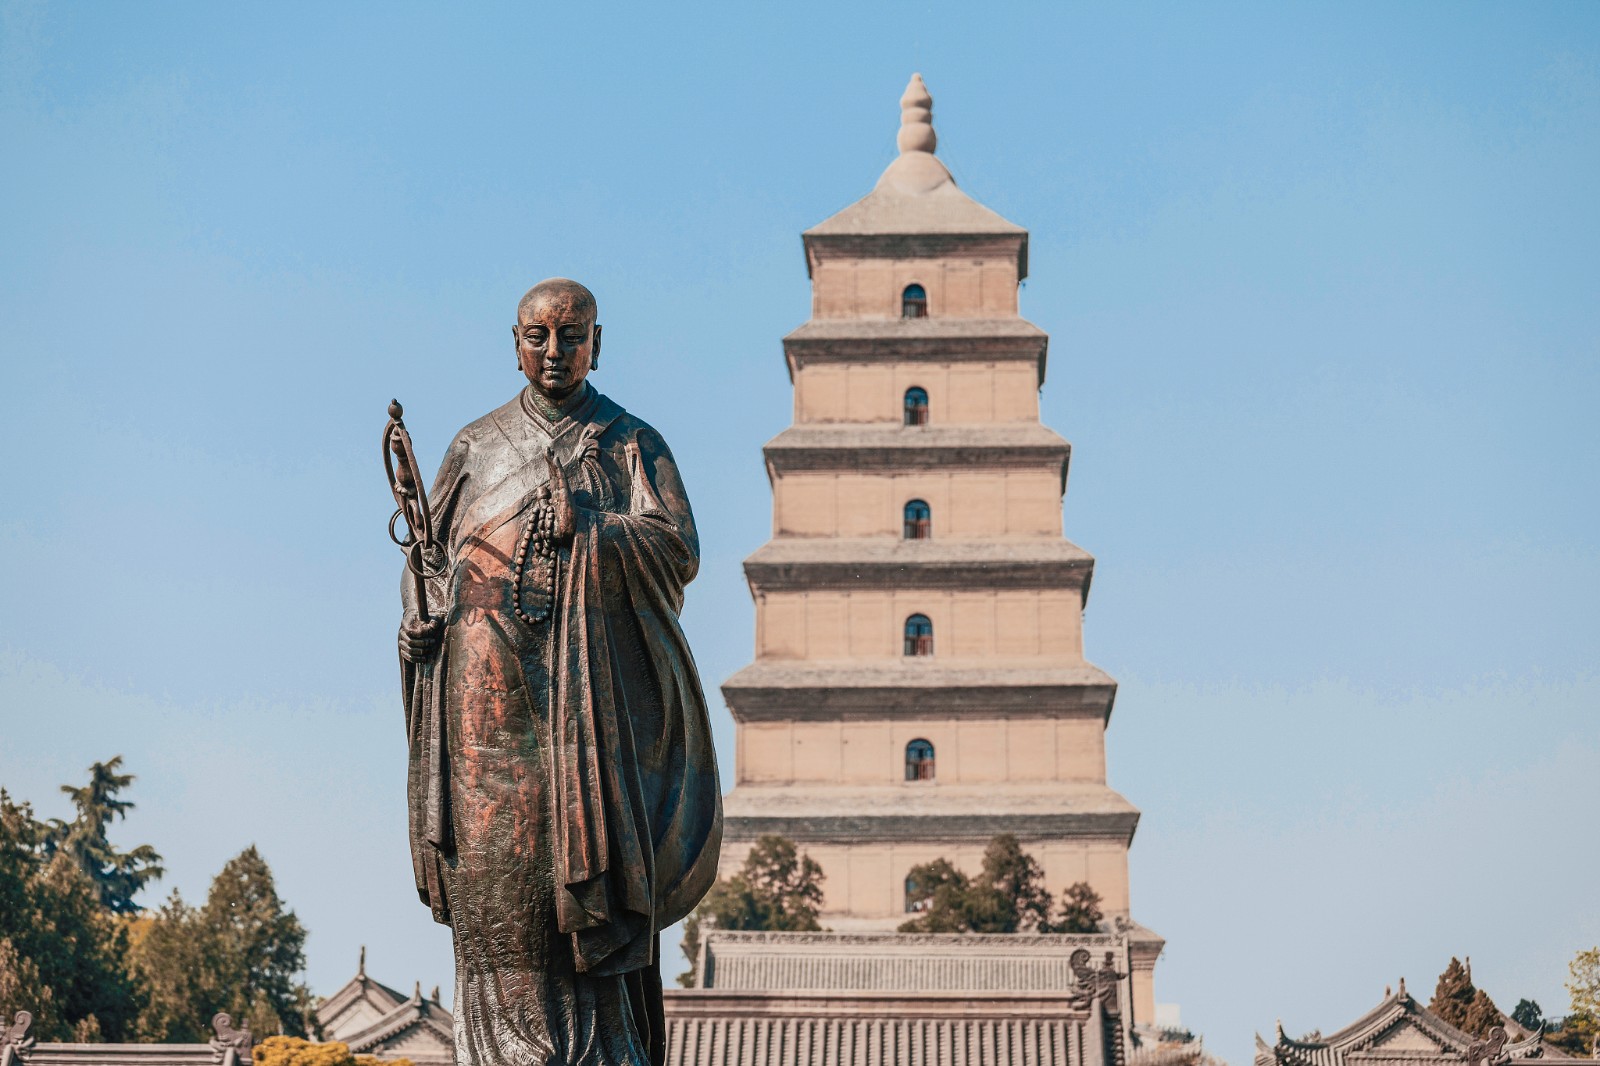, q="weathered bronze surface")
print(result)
[392,279,722,1066]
